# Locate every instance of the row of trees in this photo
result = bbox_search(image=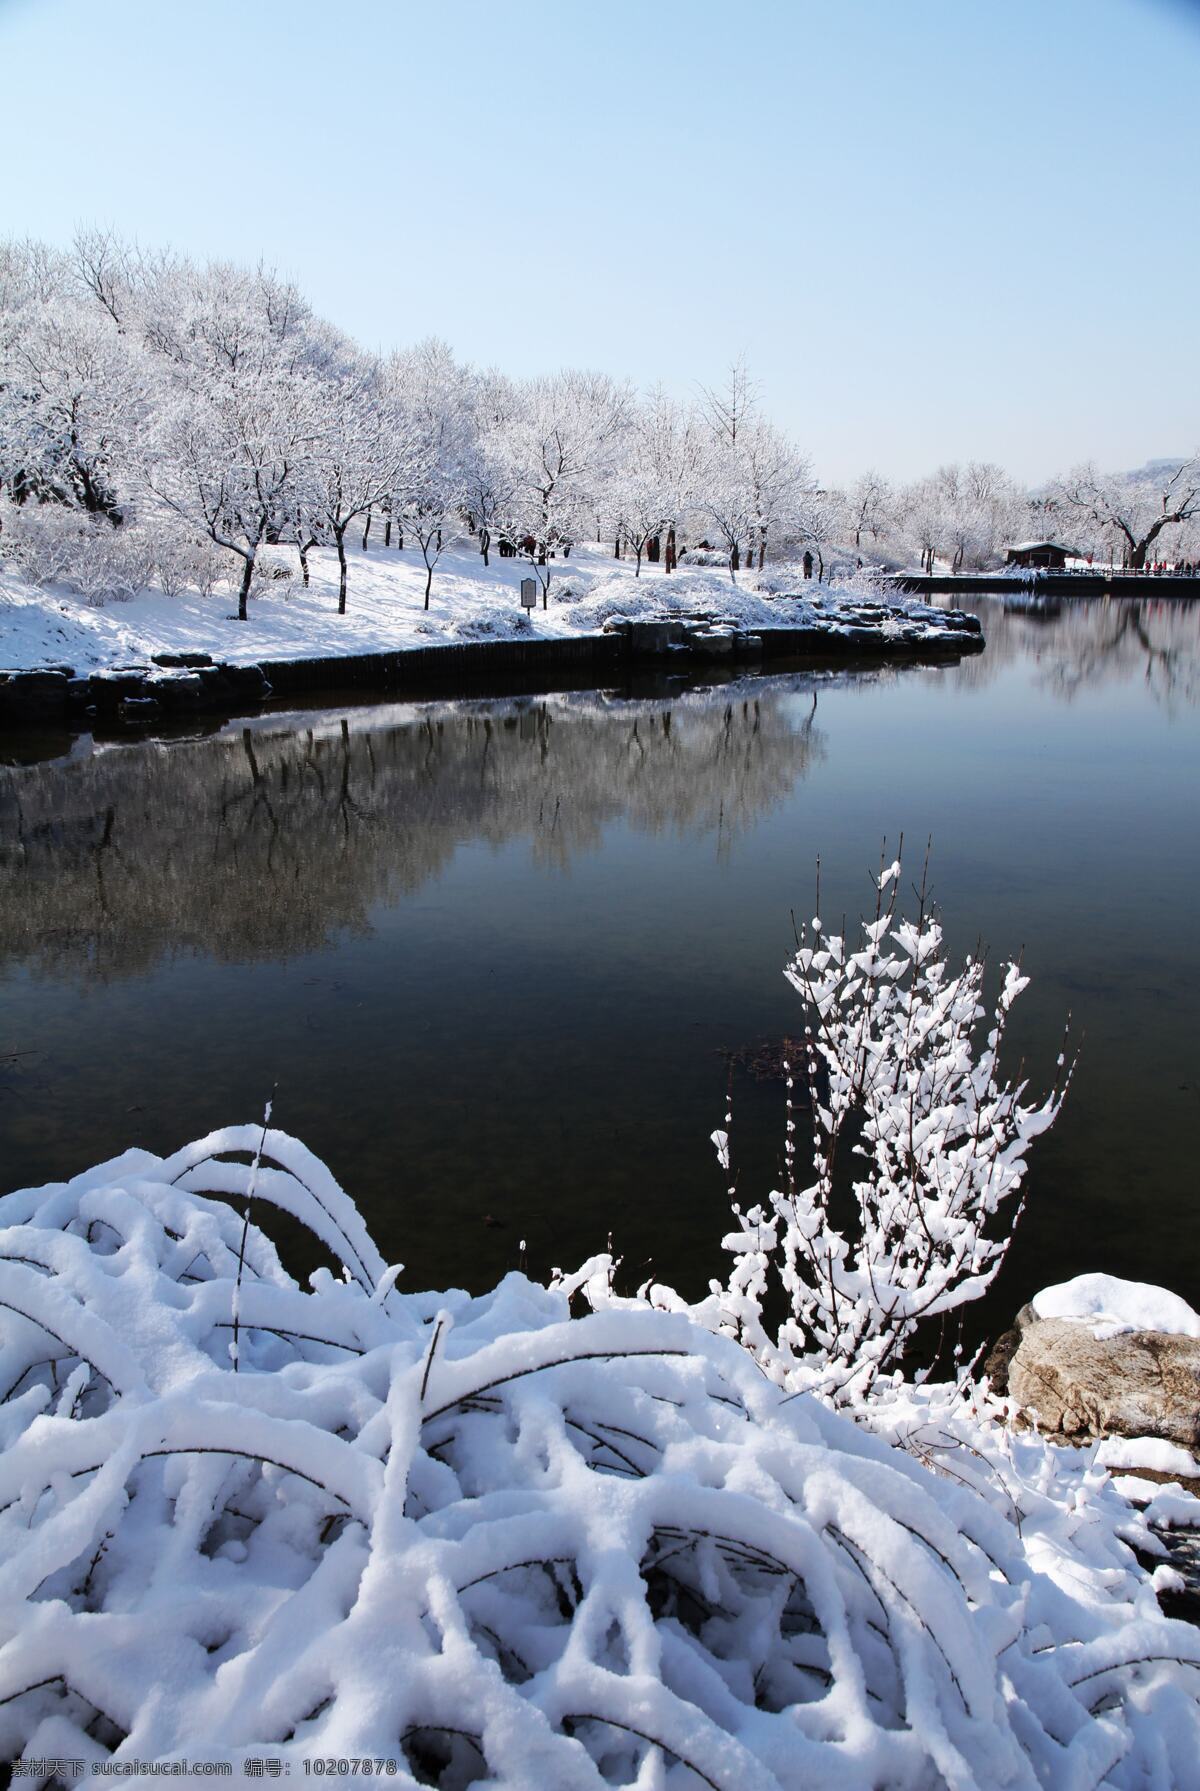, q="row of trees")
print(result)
[820,457,1200,575]
[0,235,818,616]
[1,231,1197,619]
